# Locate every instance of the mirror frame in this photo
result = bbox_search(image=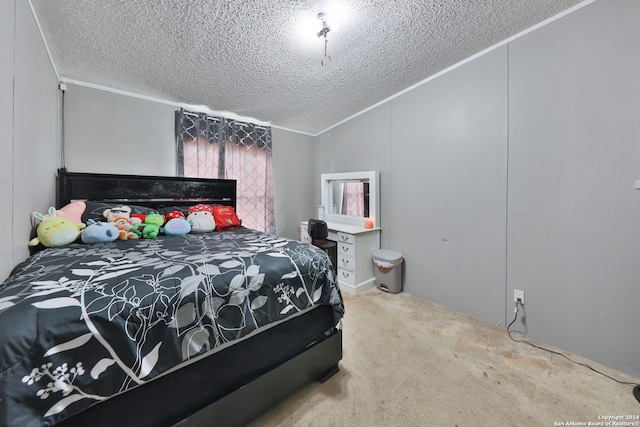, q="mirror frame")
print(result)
[321,170,379,228]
